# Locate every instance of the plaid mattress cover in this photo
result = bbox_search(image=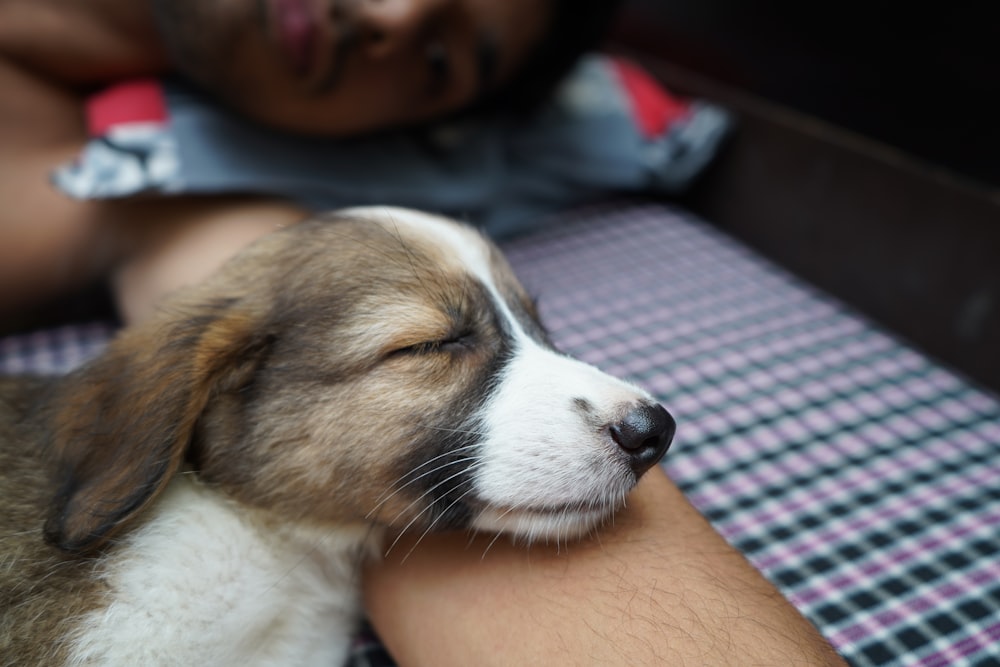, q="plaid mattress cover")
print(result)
[2,203,998,666]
